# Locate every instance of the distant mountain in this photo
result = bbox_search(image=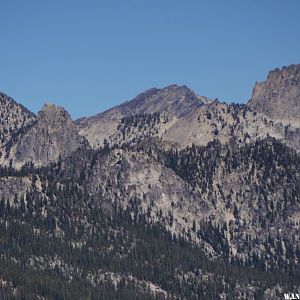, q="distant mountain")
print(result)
[2,64,300,169]
[77,71,300,152]
[248,64,300,127]
[0,64,300,299]
[76,84,207,148]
